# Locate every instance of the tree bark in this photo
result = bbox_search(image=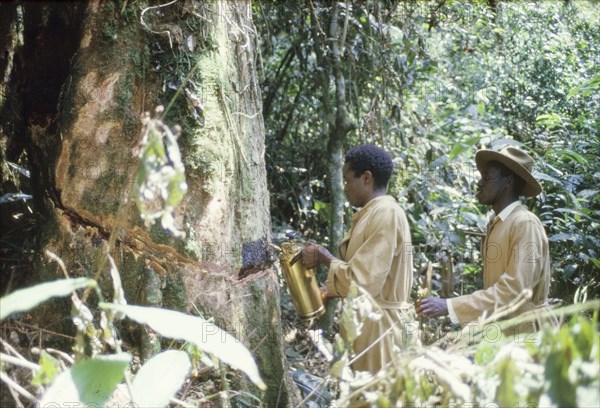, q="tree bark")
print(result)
[310,1,356,331]
[0,1,297,405]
